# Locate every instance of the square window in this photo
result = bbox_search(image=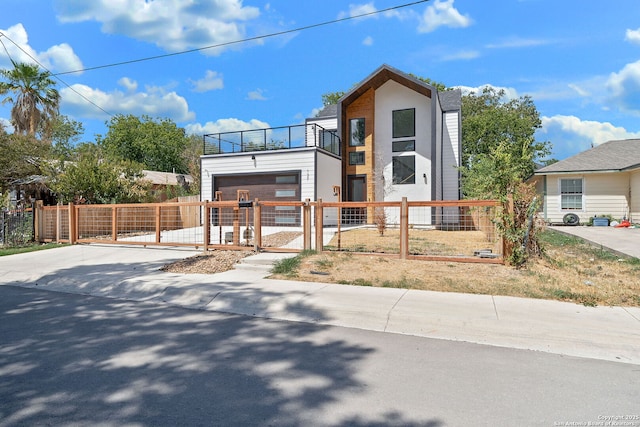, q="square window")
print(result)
[392,140,415,152]
[560,178,583,210]
[350,118,365,146]
[392,109,415,138]
[349,151,365,165]
[392,156,415,184]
